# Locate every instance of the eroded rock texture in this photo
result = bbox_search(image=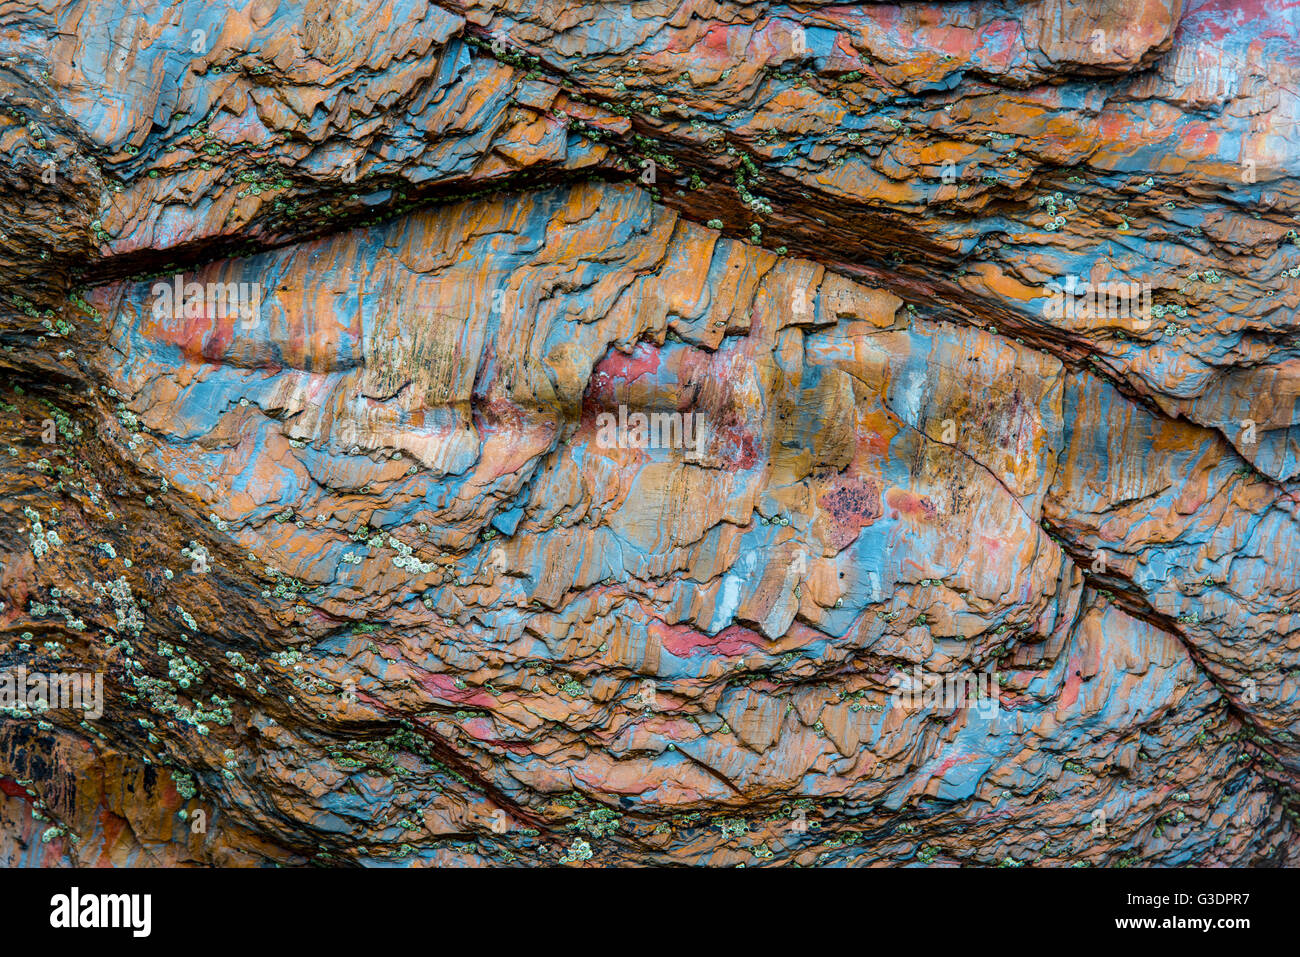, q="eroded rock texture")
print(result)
[1,0,1297,866]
